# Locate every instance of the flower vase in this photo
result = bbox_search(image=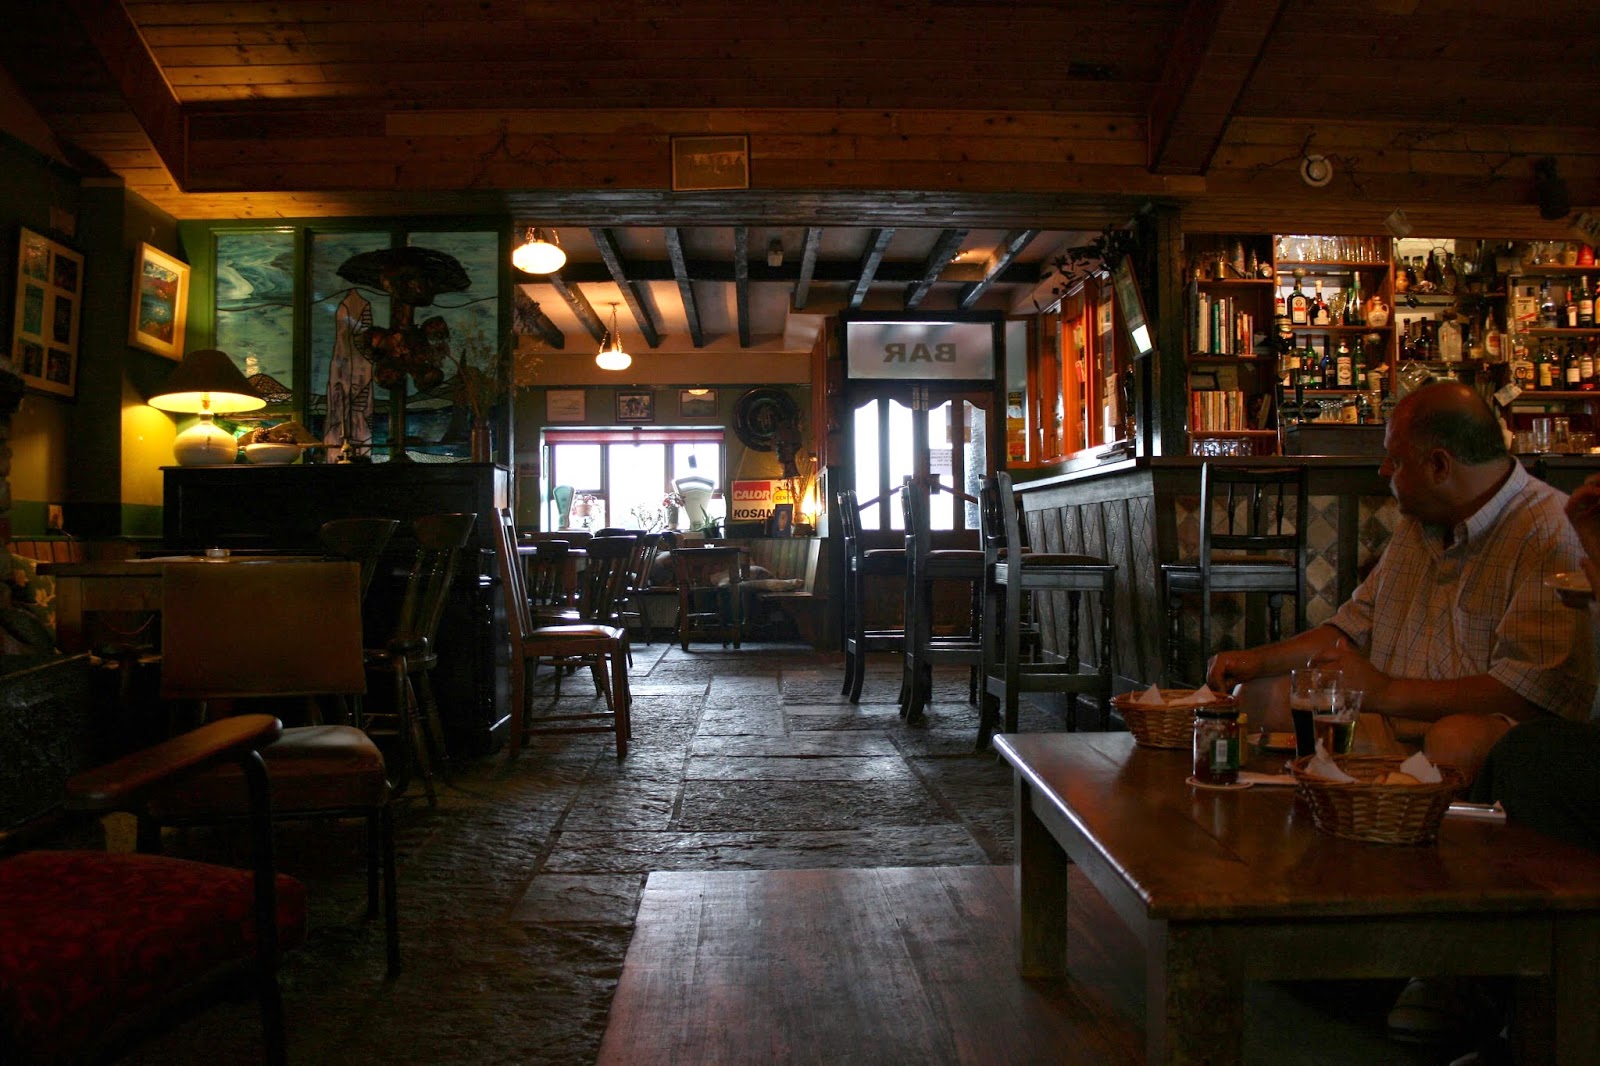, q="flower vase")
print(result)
[664,504,680,529]
[470,420,492,463]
